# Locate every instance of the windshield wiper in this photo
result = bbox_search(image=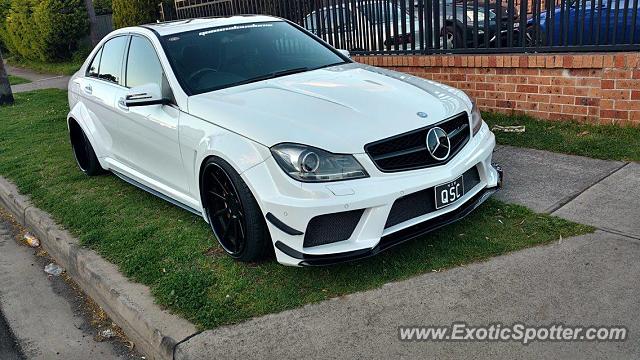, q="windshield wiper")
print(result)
[210,64,348,91]
[269,67,312,78]
[225,67,311,88]
[311,61,349,71]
